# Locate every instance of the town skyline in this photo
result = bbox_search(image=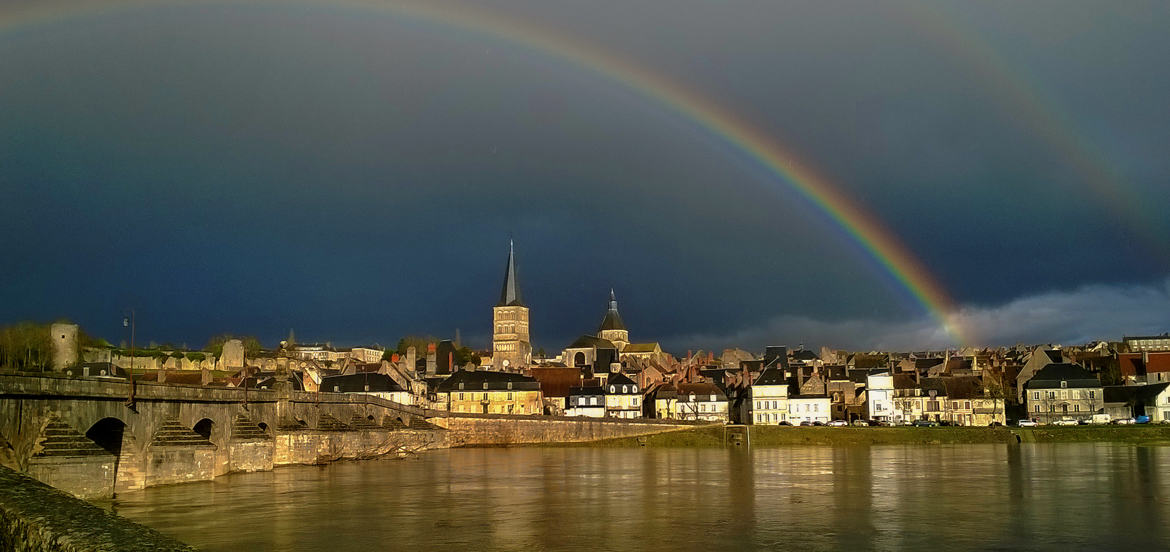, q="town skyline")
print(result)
[3,1,1169,352]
